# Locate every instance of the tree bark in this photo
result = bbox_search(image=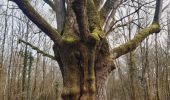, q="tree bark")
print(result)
[95,39,115,100]
[53,39,114,100]
[53,42,94,99]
